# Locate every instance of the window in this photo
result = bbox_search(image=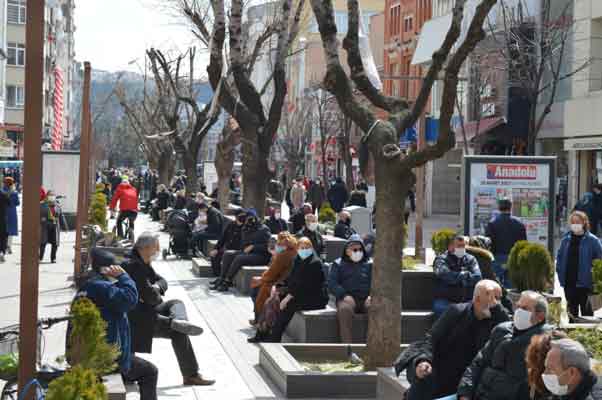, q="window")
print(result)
[390,5,401,35]
[392,64,400,97]
[7,42,25,66]
[404,16,413,32]
[7,0,26,24]
[335,11,348,34]
[6,85,25,108]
